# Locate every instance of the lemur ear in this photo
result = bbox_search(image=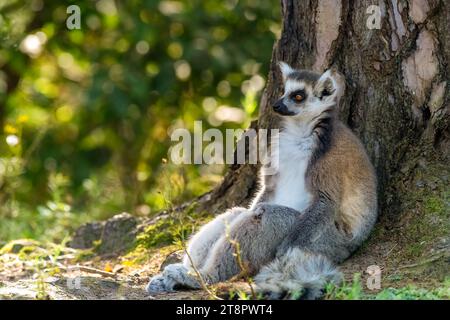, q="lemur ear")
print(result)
[279,61,295,82]
[314,68,345,103]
